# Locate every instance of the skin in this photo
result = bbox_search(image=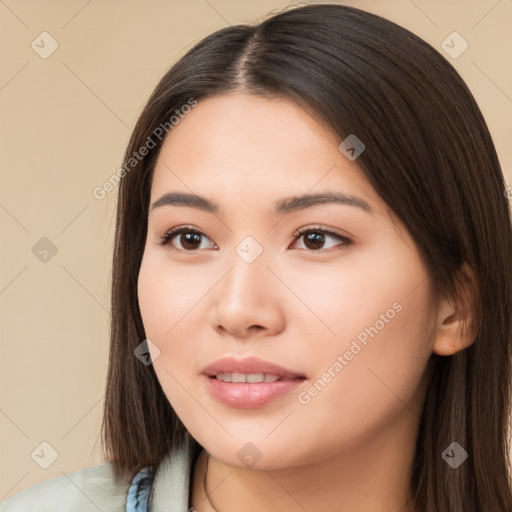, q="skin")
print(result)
[137,92,476,512]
